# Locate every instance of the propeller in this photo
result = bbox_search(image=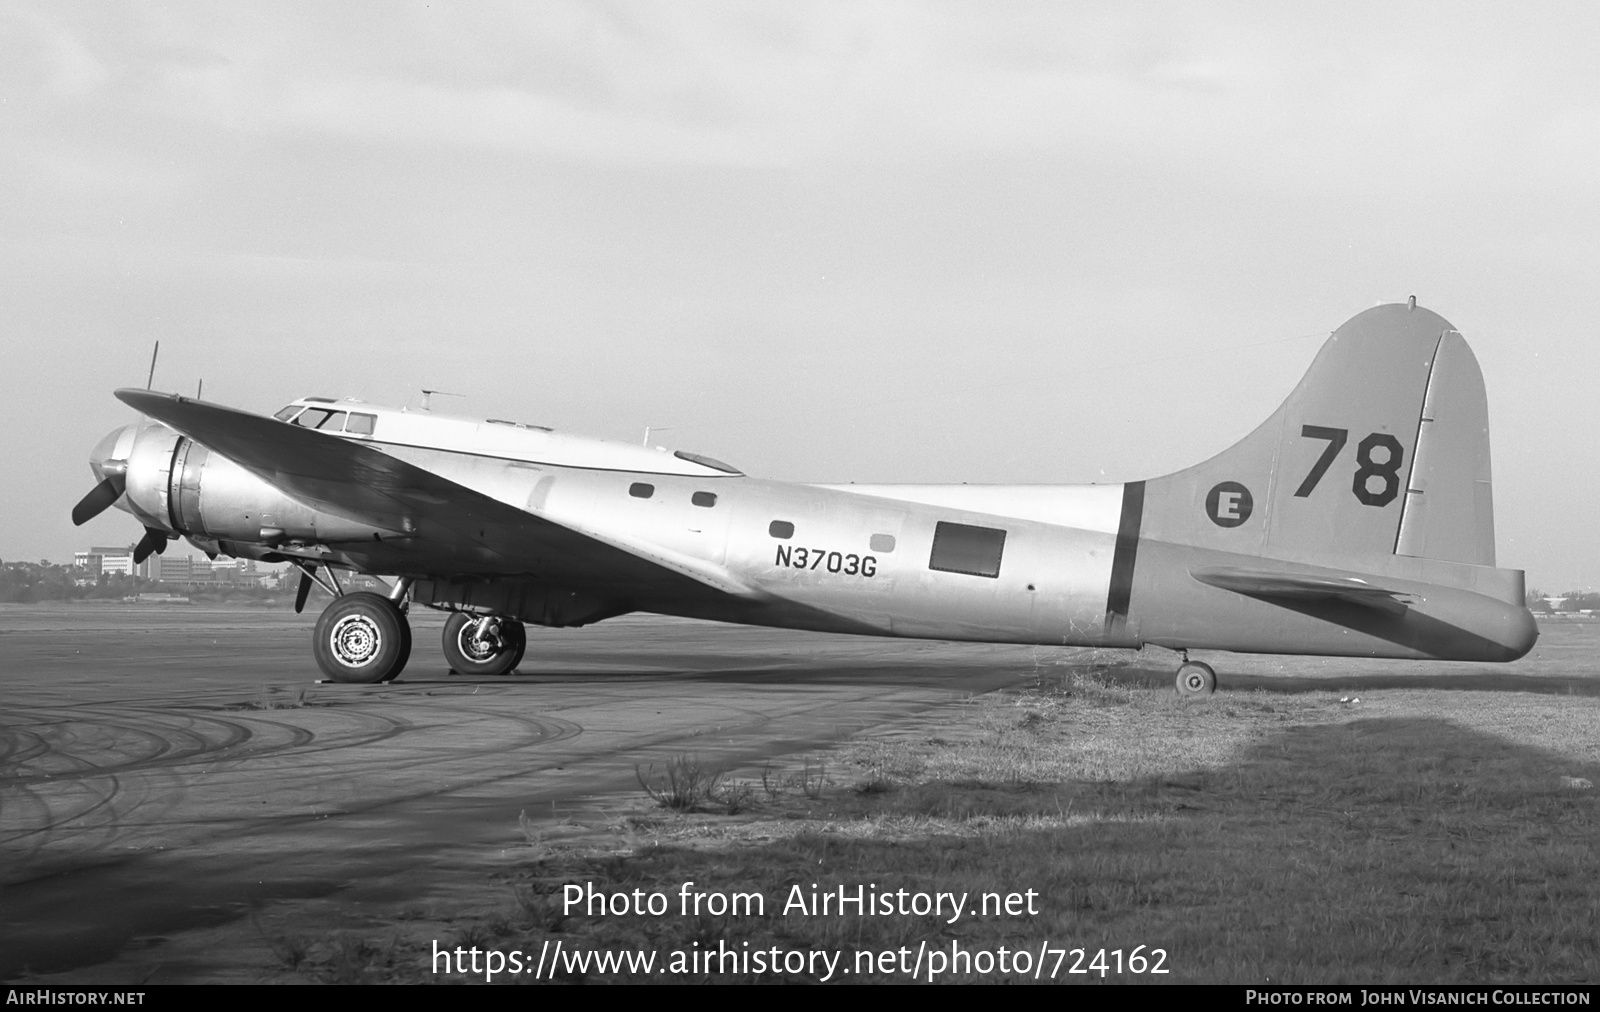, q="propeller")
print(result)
[132,526,170,565]
[72,473,127,526]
